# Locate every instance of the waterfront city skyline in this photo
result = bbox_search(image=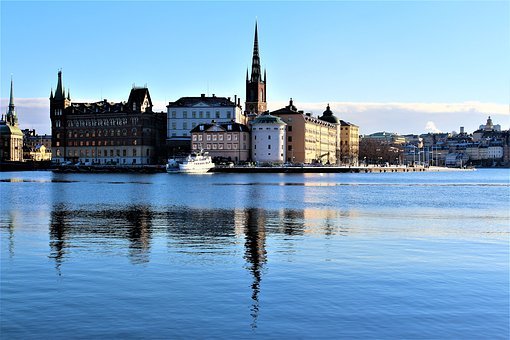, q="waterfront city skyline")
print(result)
[1,1,509,135]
